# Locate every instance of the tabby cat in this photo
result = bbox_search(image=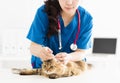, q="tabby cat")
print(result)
[12,58,92,79]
